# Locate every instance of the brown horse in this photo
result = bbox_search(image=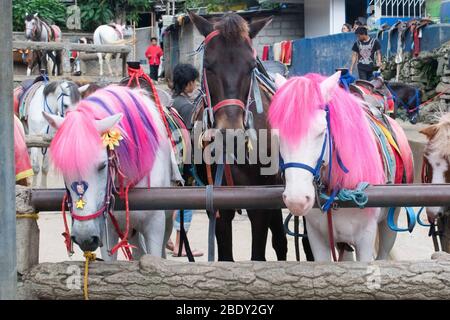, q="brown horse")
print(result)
[189,12,289,261]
